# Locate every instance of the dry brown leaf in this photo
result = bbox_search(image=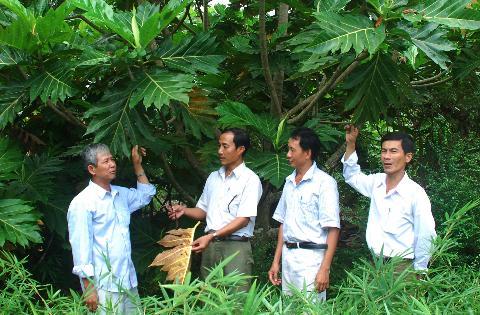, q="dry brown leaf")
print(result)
[149,221,201,284]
